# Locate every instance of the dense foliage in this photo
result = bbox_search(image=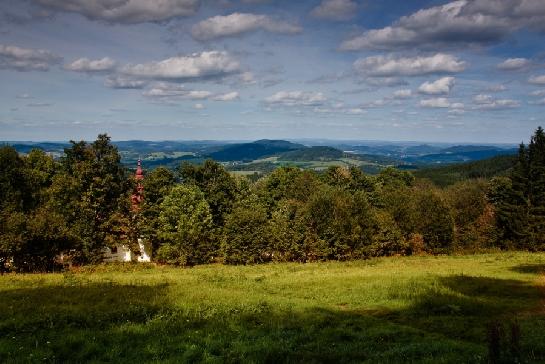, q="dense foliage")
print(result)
[1,128,544,271]
[413,154,515,187]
